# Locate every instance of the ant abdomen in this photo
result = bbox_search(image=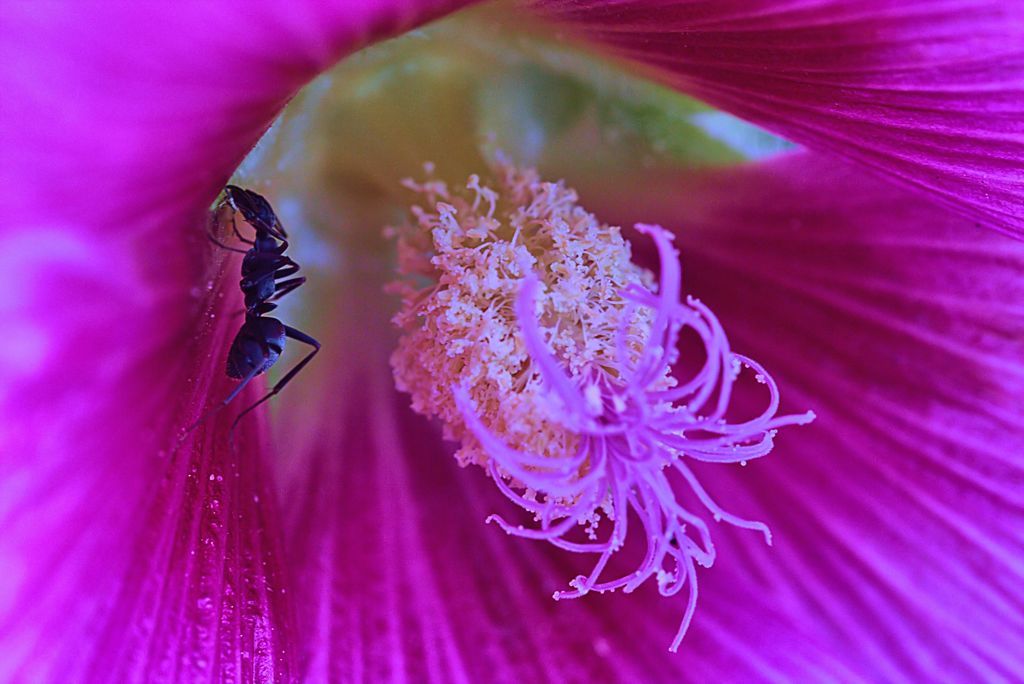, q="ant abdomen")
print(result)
[226,317,286,379]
